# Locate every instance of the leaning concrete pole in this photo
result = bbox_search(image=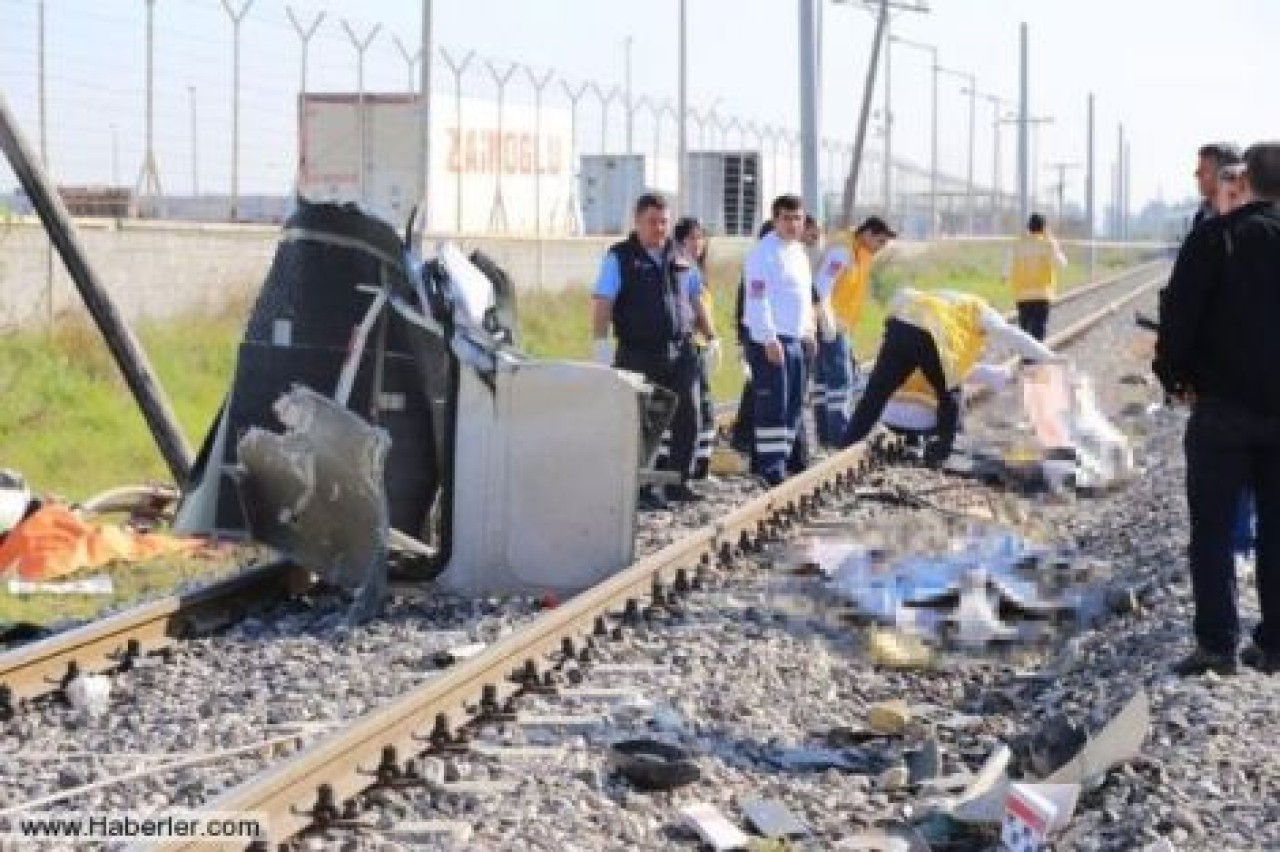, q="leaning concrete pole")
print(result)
[0,93,193,483]
[798,0,822,218]
[840,0,890,228]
